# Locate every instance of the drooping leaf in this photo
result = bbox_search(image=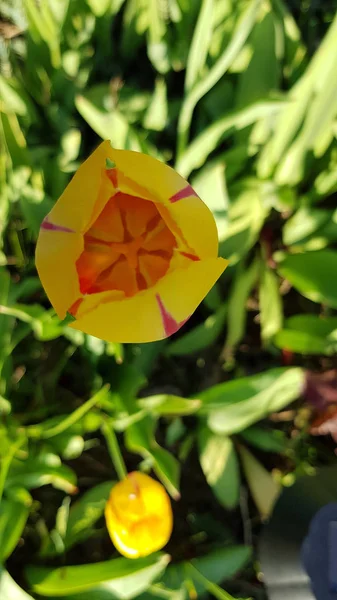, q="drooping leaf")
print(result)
[126,416,180,499]
[238,445,280,518]
[199,428,240,509]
